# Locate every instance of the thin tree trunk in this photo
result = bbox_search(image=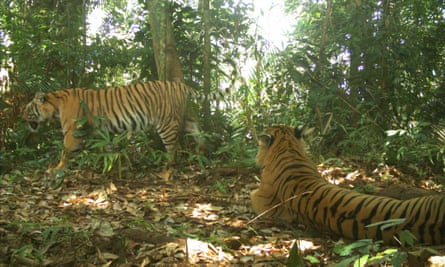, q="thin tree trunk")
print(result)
[200,0,211,129]
[311,0,332,130]
[146,0,183,81]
